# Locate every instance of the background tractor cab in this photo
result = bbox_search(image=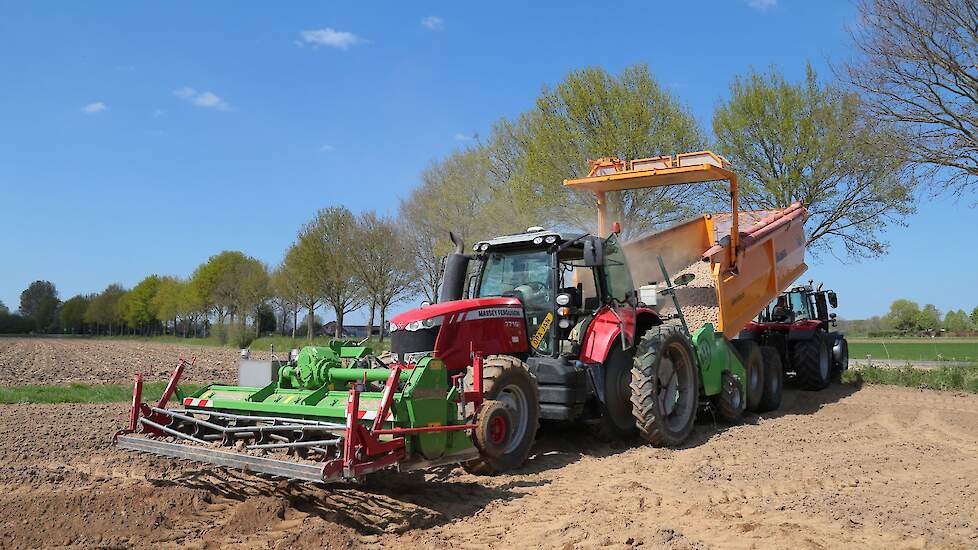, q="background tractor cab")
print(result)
[742,282,848,390]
